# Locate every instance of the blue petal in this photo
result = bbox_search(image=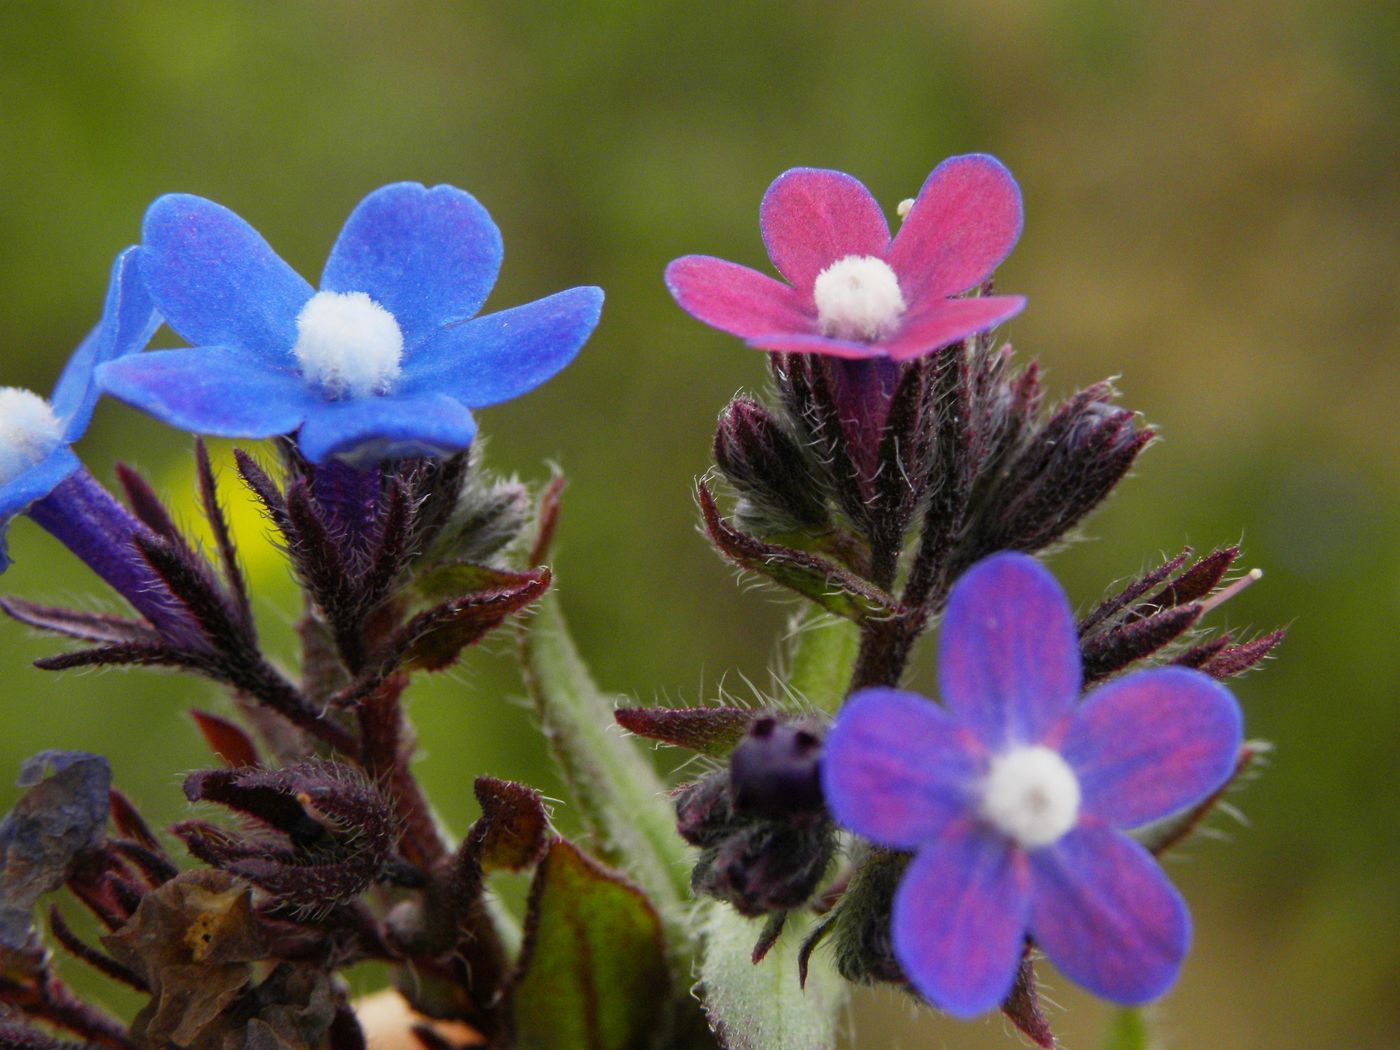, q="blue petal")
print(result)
[892,824,1030,1018]
[1063,667,1242,829]
[937,552,1082,751]
[402,286,603,408]
[140,194,312,365]
[0,447,82,573]
[297,393,477,464]
[53,247,162,441]
[821,688,981,850]
[1029,824,1190,1004]
[320,182,503,348]
[97,349,317,438]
